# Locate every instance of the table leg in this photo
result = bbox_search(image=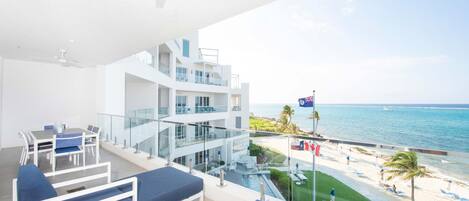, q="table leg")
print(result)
[34,141,38,166]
